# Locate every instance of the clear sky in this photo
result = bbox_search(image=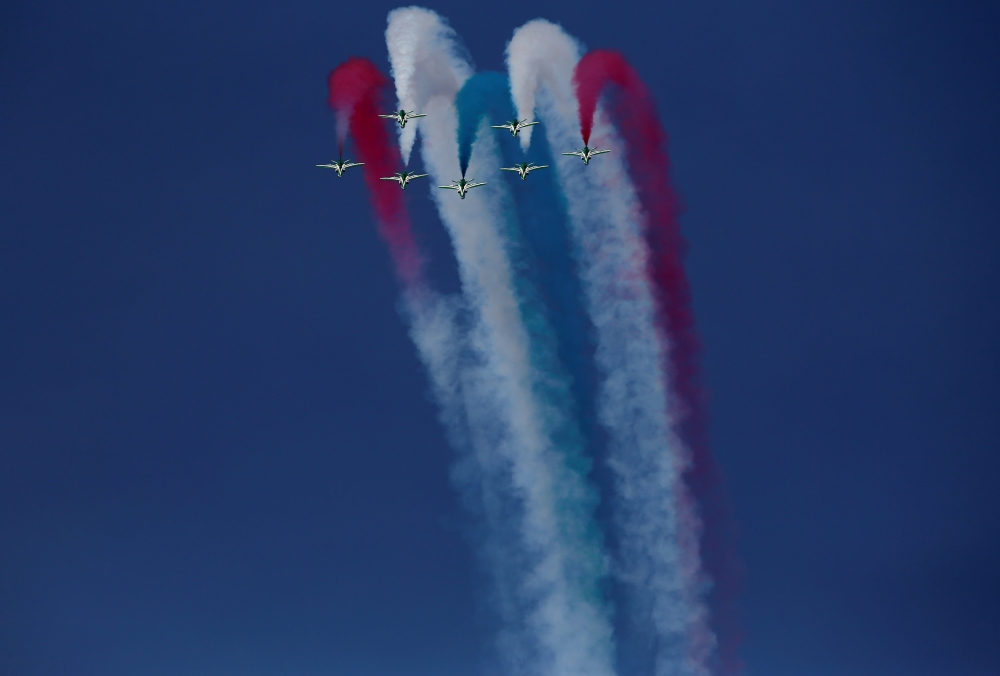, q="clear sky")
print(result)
[1,1,997,675]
